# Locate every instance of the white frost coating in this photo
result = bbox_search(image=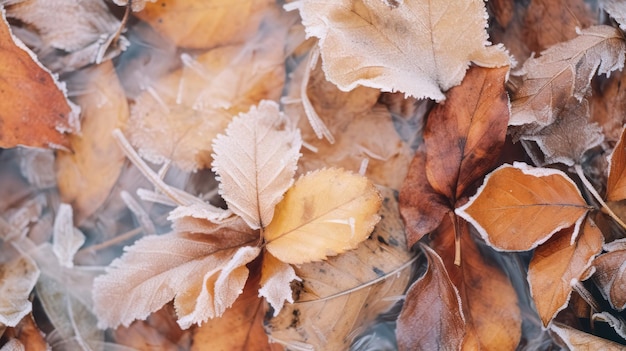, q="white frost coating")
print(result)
[52,203,86,268]
[0,254,40,327]
[603,237,626,252]
[0,339,25,351]
[167,204,233,224]
[258,259,301,317]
